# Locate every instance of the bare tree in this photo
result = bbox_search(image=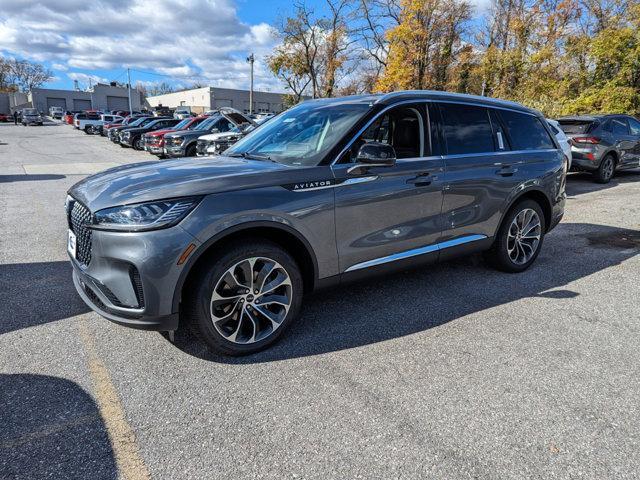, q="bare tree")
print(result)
[7,59,53,92]
[146,82,175,96]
